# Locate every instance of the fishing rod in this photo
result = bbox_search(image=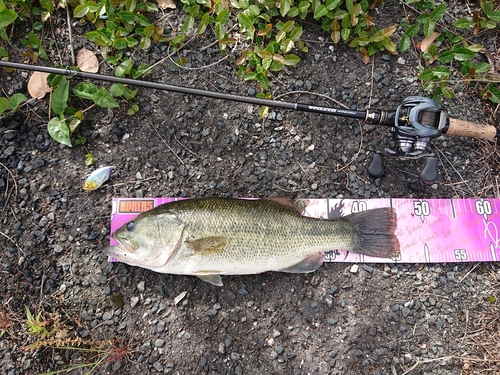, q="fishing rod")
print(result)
[0,60,497,182]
